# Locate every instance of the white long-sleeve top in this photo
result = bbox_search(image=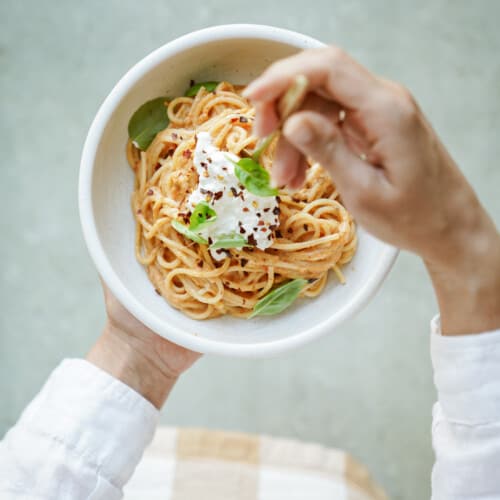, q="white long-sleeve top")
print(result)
[1,319,500,499]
